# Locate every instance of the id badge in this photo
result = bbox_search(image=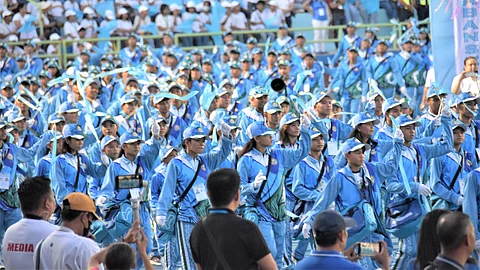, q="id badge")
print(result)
[459,180,466,196]
[317,7,326,17]
[194,184,208,202]
[327,141,338,156]
[129,188,140,199]
[317,180,326,193]
[0,173,8,190]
